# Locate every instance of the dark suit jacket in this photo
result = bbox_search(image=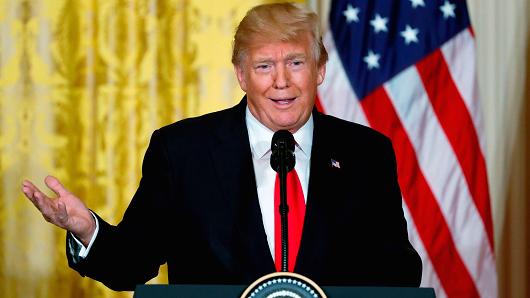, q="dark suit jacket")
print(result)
[68,98,422,290]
